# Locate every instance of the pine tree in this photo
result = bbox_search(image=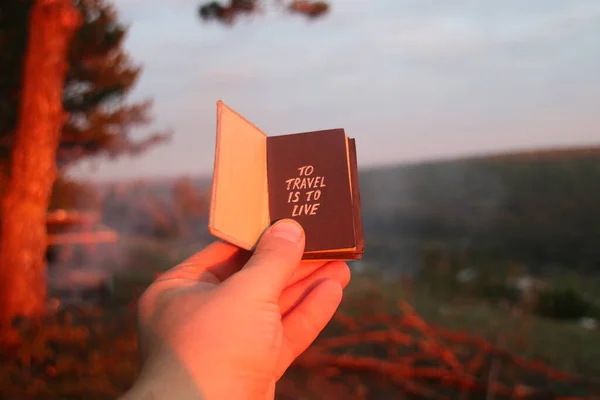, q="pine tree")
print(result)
[198,0,330,25]
[0,0,169,172]
[0,0,167,326]
[0,0,81,327]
